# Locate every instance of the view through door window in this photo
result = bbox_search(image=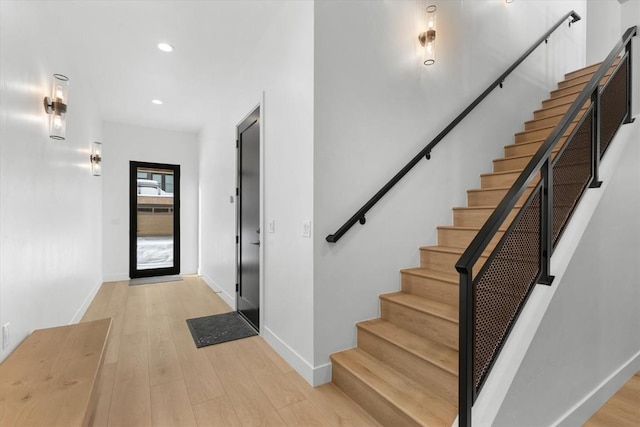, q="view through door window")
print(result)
[136,167,174,270]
